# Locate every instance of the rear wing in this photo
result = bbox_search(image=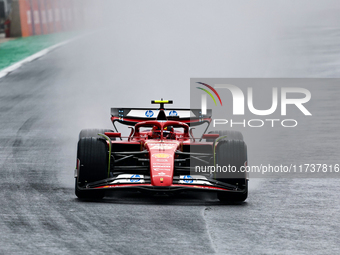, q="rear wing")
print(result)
[111,108,212,126]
